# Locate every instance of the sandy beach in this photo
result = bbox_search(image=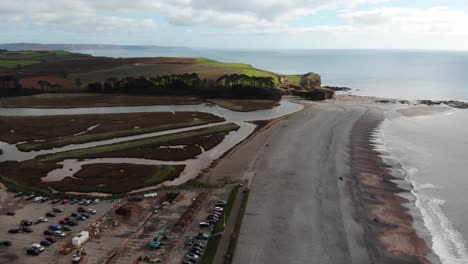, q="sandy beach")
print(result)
[207,97,435,263]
